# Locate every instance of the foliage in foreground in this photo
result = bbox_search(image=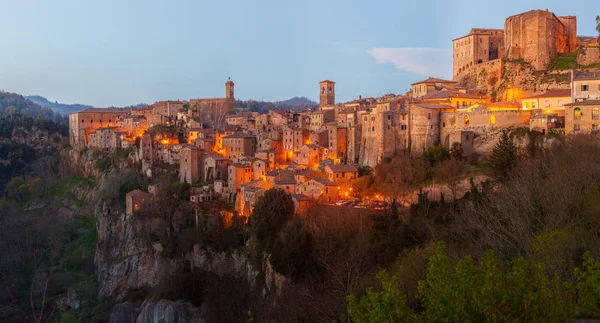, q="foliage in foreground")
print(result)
[348,242,600,323]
